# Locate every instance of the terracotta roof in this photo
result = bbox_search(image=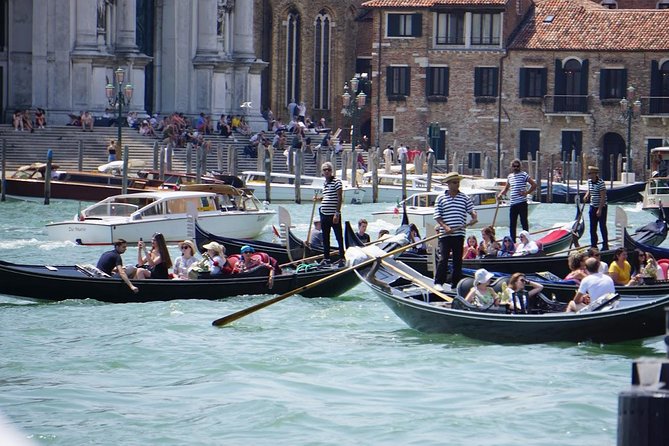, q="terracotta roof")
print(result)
[362,0,507,7]
[511,0,669,51]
